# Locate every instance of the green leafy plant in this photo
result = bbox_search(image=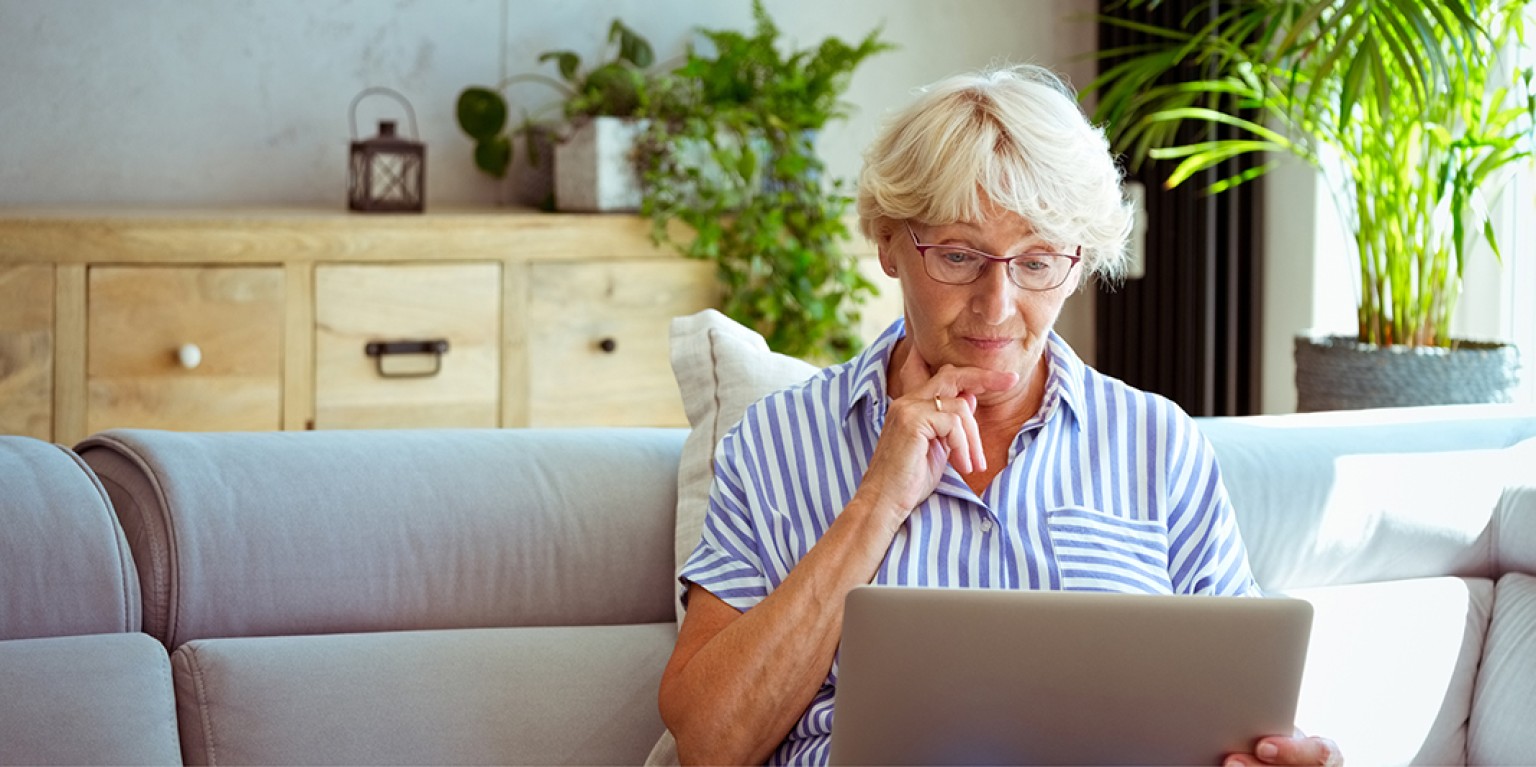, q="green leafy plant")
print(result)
[636,0,895,361]
[1088,0,1535,347]
[455,20,656,180]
